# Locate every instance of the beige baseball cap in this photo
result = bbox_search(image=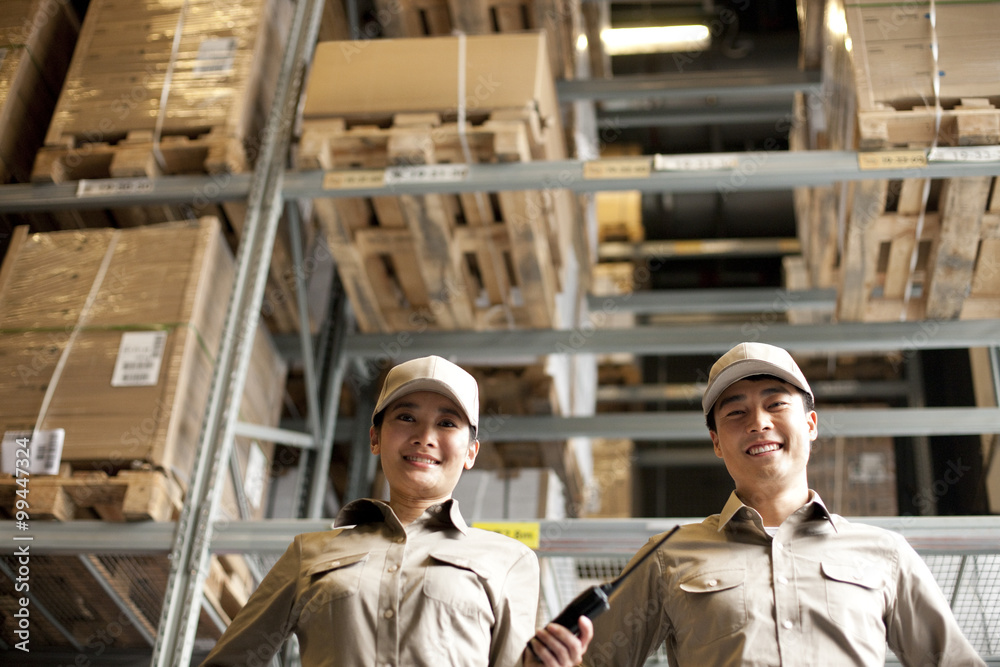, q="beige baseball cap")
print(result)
[702,342,813,416]
[372,355,480,431]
